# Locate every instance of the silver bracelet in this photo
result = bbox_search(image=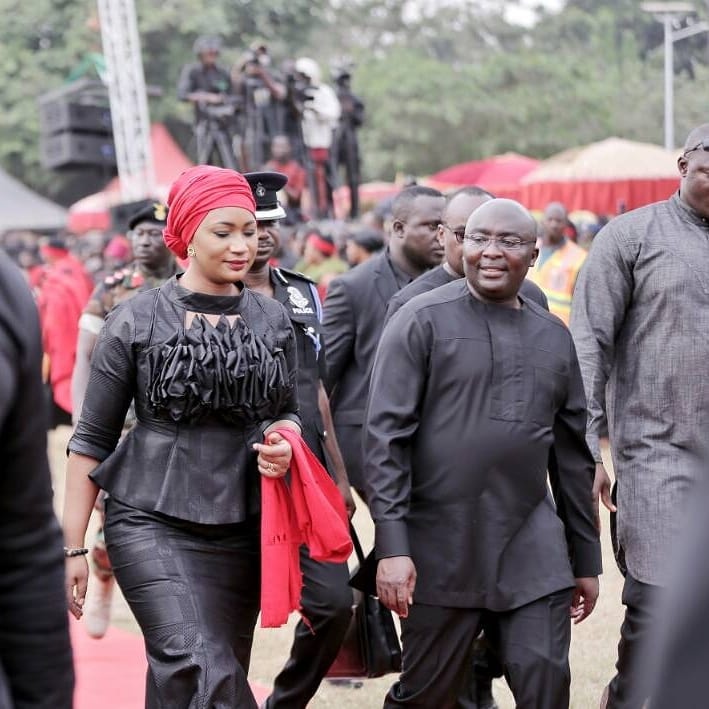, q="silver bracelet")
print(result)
[64,547,89,558]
